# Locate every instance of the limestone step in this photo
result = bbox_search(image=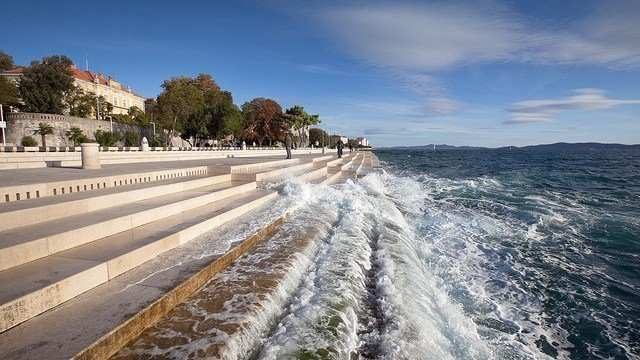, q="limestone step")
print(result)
[0,155,367,358]
[0,188,276,332]
[255,160,315,184]
[230,158,302,181]
[0,173,230,232]
[339,154,362,176]
[252,155,336,184]
[323,169,348,185]
[296,166,328,183]
[0,165,211,203]
[327,154,356,174]
[0,181,257,271]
